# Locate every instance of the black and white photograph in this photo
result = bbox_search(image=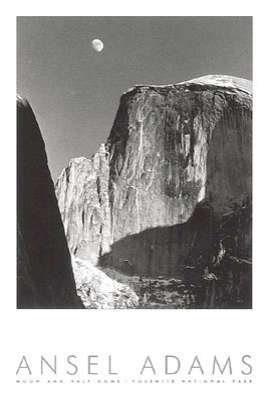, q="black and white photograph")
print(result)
[17,16,252,309]
[4,2,268,398]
